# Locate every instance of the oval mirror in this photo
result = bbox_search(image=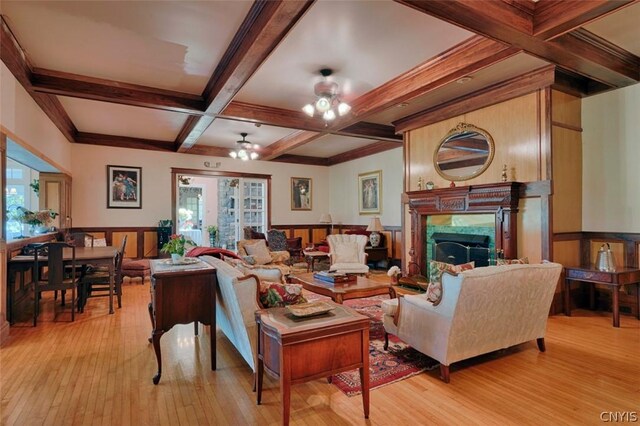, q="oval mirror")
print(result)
[434,123,495,181]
